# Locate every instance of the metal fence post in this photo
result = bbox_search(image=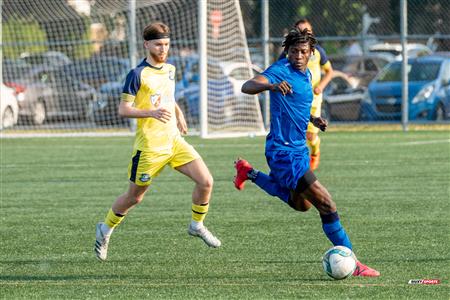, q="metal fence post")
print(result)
[199,0,208,138]
[128,0,137,132]
[261,0,270,129]
[401,0,408,131]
